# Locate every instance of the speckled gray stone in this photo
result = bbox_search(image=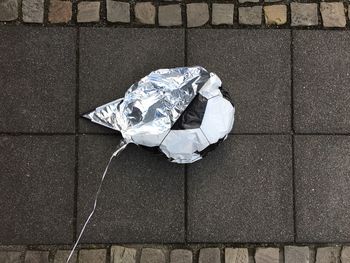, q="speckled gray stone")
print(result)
[186,3,209,27]
[291,3,318,26]
[199,248,220,263]
[0,251,21,263]
[315,247,341,263]
[25,251,49,263]
[135,2,155,24]
[170,249,192,263]
[255,248,279,263]
[225,248,249,263]
[78,249,106,263]
[140,249,165,263]
[295,136,350,242]
[284,246,309,263]
[238,6,262,25]
[0,0,18,21]
[107,0,130,23]
[77,1,100,23]
[22,0,44,23]
[320,2,346,27]
[212,4,234,25]
[54,250,77,263]
[110,246,136,263]
[159,5,182,26]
